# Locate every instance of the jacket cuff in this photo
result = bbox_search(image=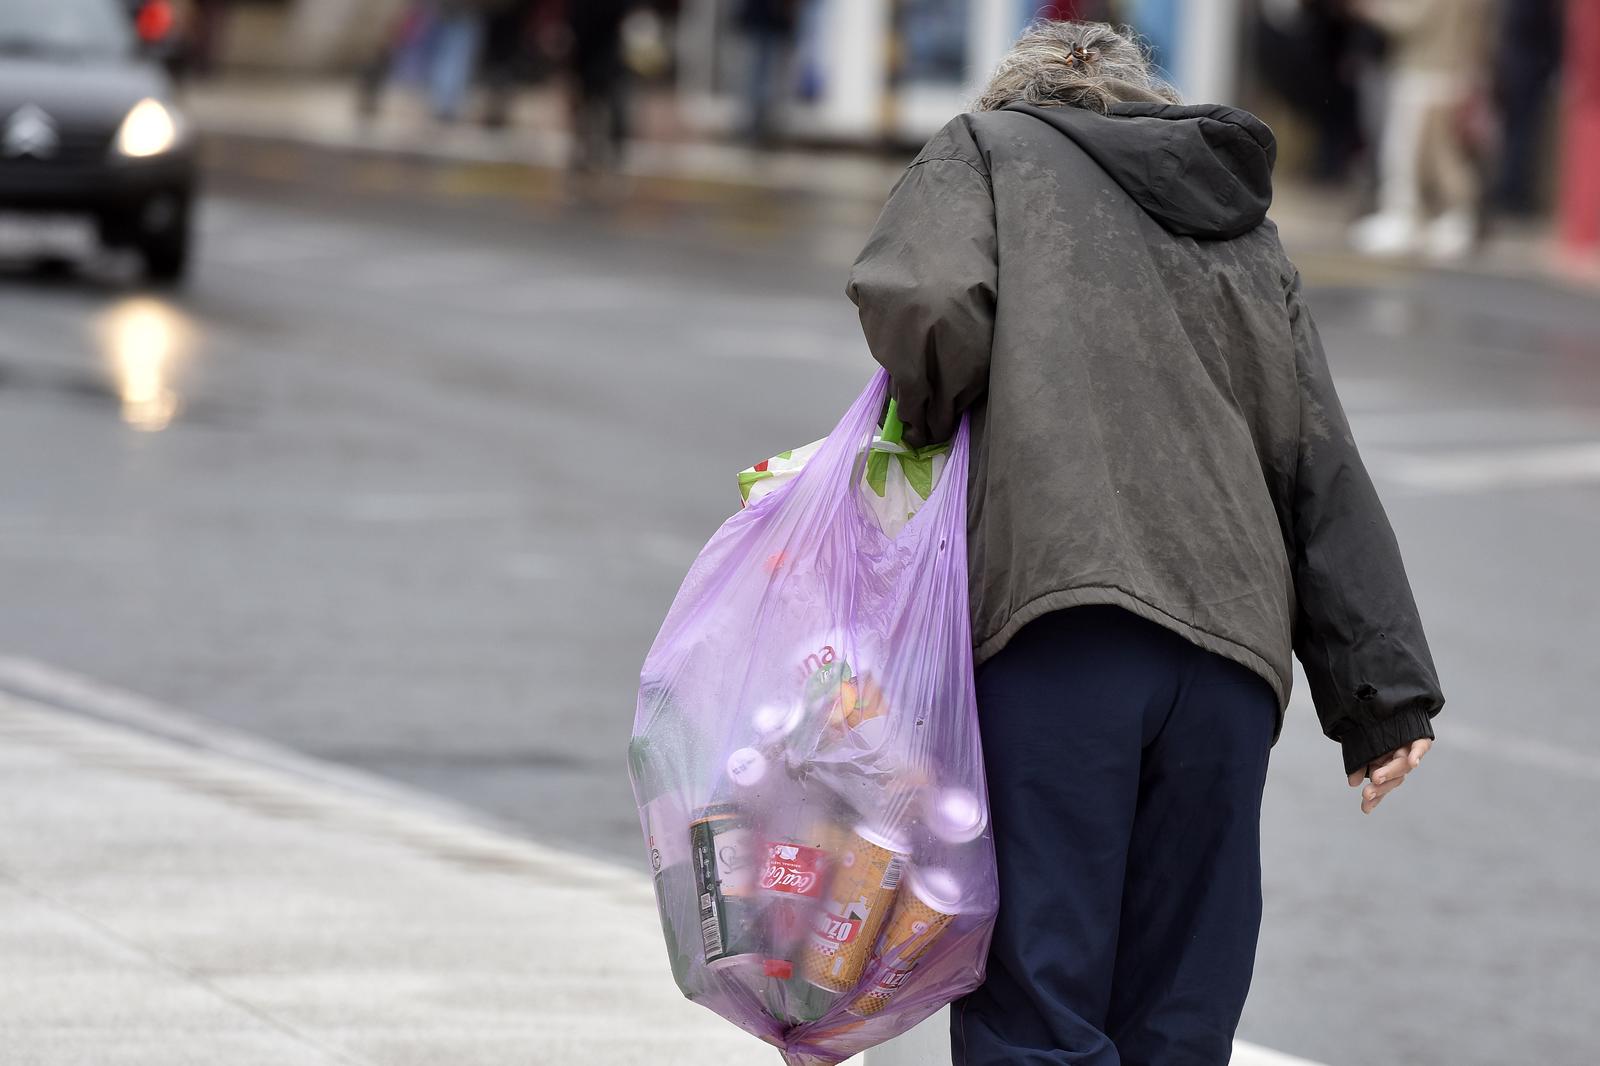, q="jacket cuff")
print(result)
[1341,708,1437,777]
